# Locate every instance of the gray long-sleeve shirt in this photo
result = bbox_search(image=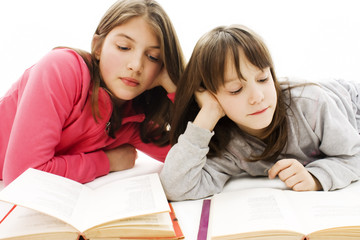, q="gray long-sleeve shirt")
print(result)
[160,78,360,201]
